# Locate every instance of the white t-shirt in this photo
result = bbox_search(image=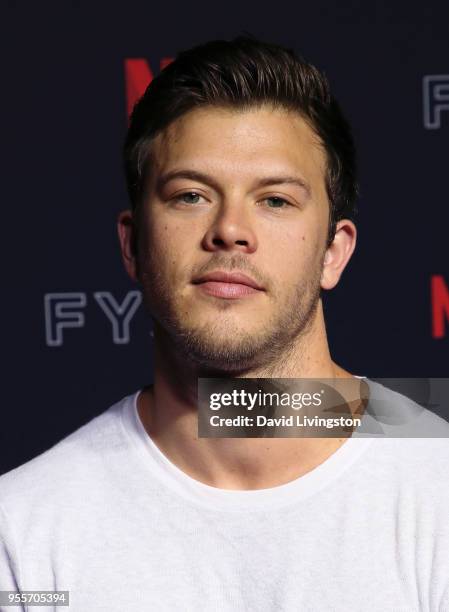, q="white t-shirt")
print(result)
[1,381,449,612]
